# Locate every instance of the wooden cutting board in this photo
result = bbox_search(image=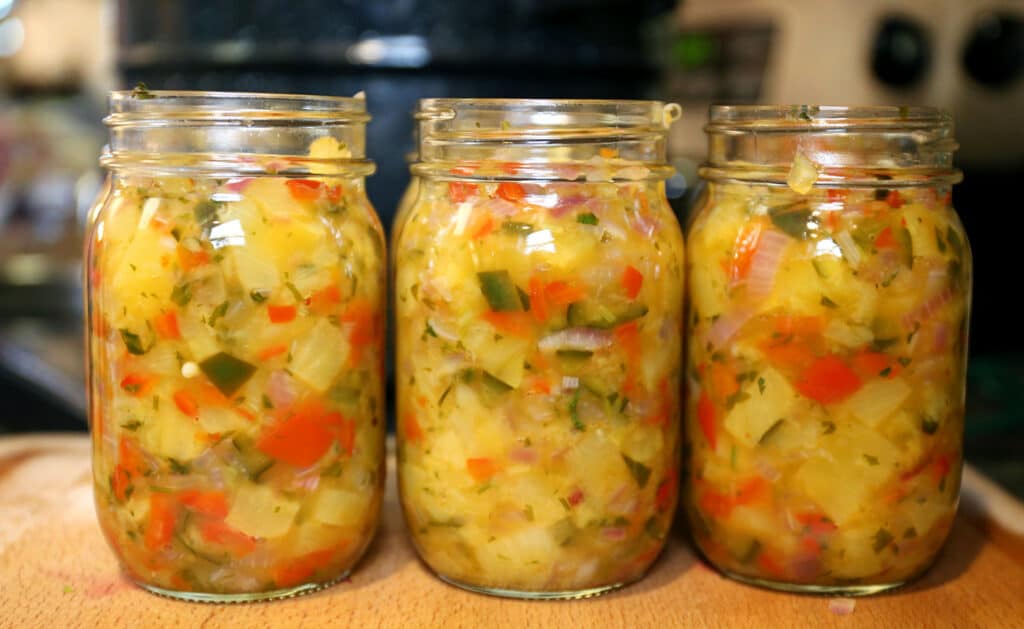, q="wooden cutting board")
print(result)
[2,434,1022,628]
